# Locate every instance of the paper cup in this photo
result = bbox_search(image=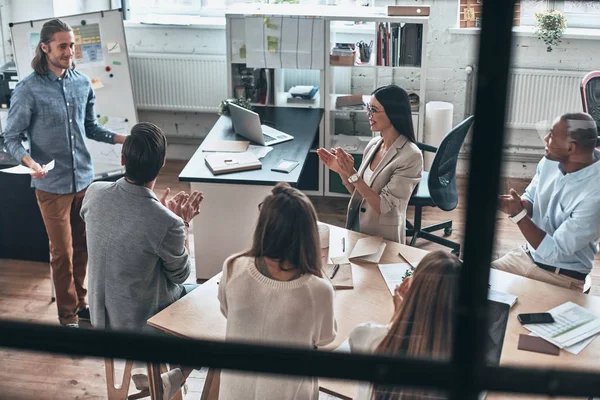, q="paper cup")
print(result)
[318,223,330,249]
